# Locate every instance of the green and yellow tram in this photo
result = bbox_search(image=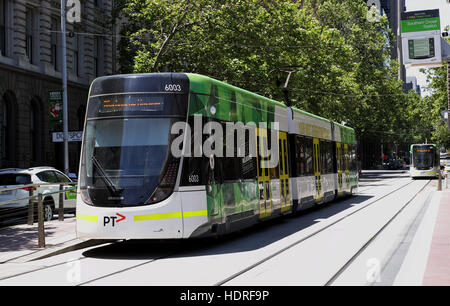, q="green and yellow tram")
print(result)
[76,73,358,239]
